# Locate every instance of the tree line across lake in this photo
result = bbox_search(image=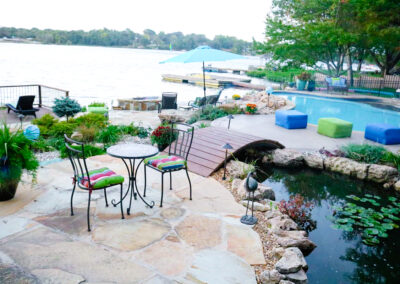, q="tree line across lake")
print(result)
[0,27,252,55]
